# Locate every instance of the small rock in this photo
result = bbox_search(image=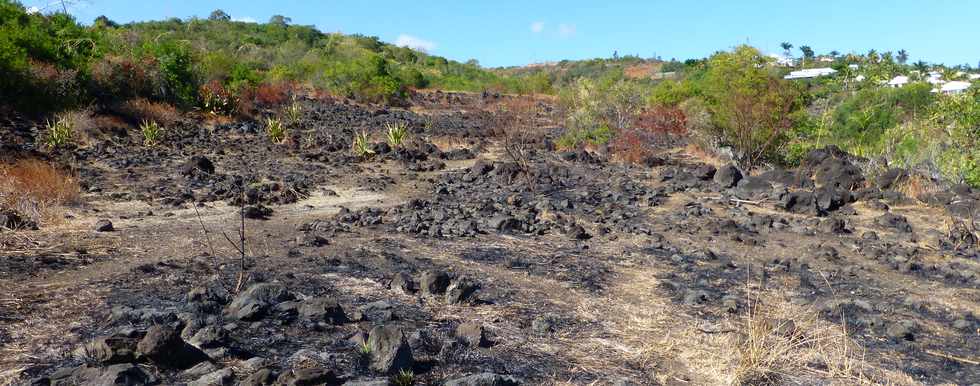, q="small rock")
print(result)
[714,164,743,188]
[188,368,234,386]
[95,219,114,232]
[275,367,338,386]
[390,272,417,294]
[299,297,347,324]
